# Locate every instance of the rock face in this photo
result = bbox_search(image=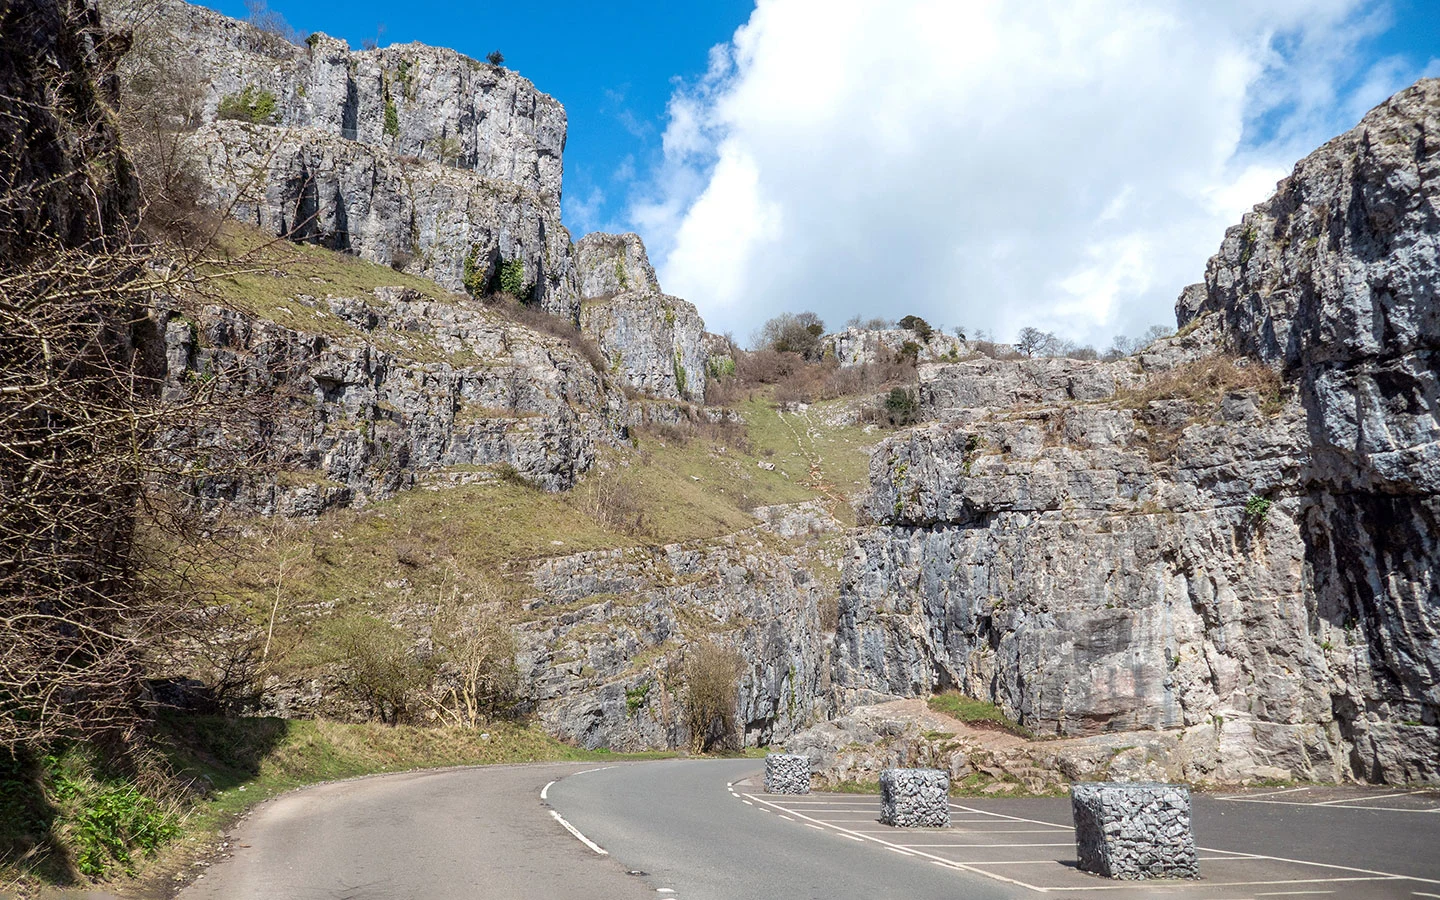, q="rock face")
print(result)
[573,233,660,297]
[192,121,575,314]
[160,285,624,512]
[825,327,967,368]
[114,0,719,391]
[832,80,1440,785]
[518,517,834,750]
